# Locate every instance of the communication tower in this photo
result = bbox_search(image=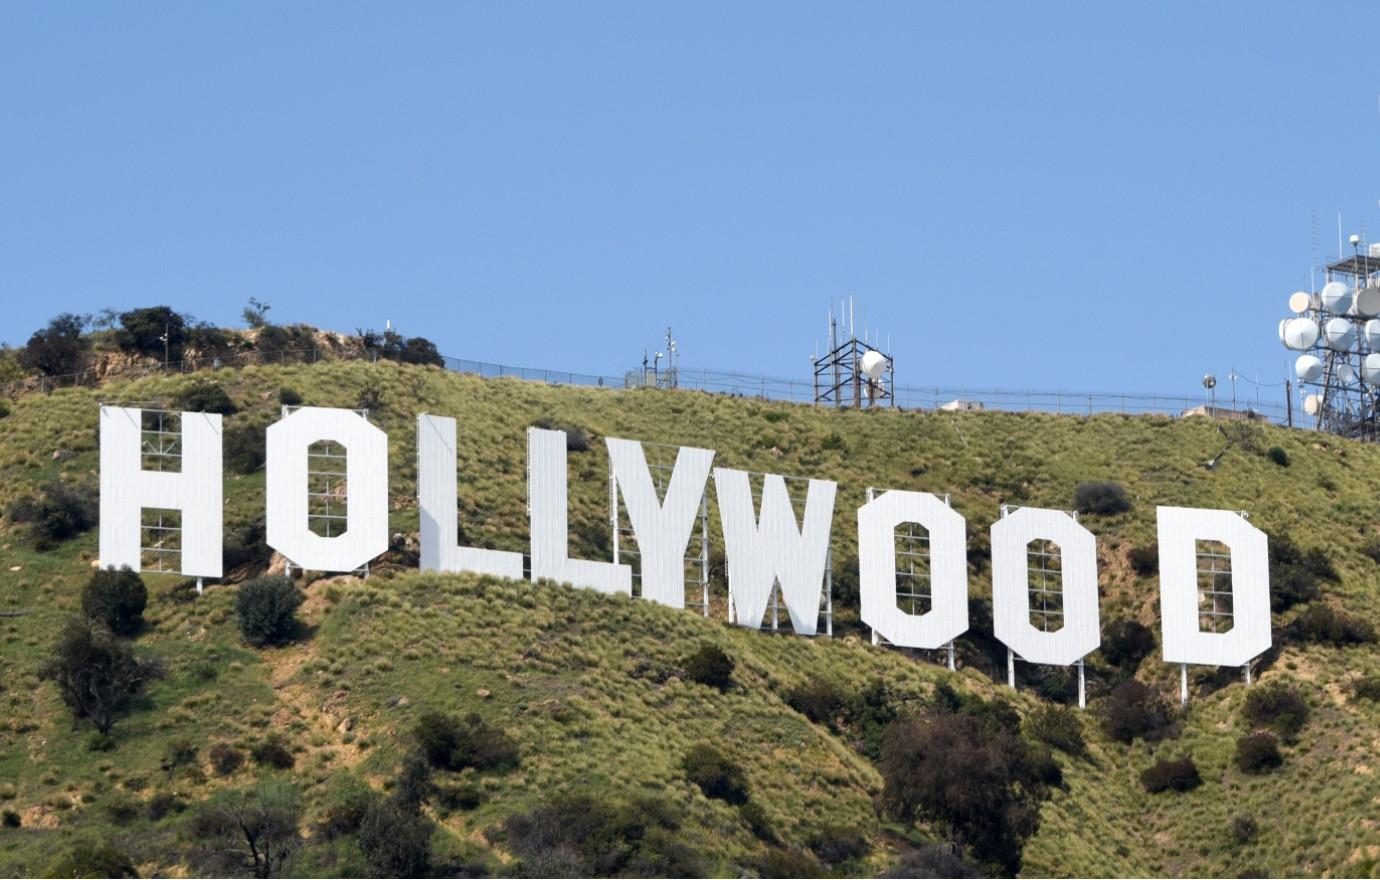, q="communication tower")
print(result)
[625,327,680,390]
[1279,235,1380,440]
[812,297,895,408]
